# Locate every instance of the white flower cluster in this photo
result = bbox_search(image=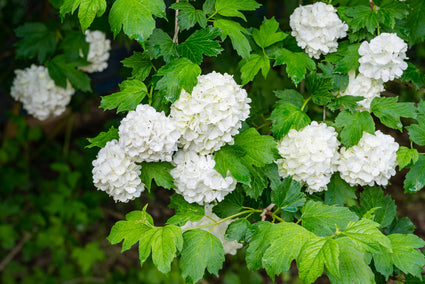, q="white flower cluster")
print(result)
[289,2,348,59]
[275,122,340,194]
[170,151,236,204]
[119,104,180,163]
[170,72,251,154]
[335,69,385,111]
[358,33,408,82]
[10,65,75,120]
[181,205,243,255]
[338,131,399,187]
[78,30,111,73]
[92,140,145,202]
